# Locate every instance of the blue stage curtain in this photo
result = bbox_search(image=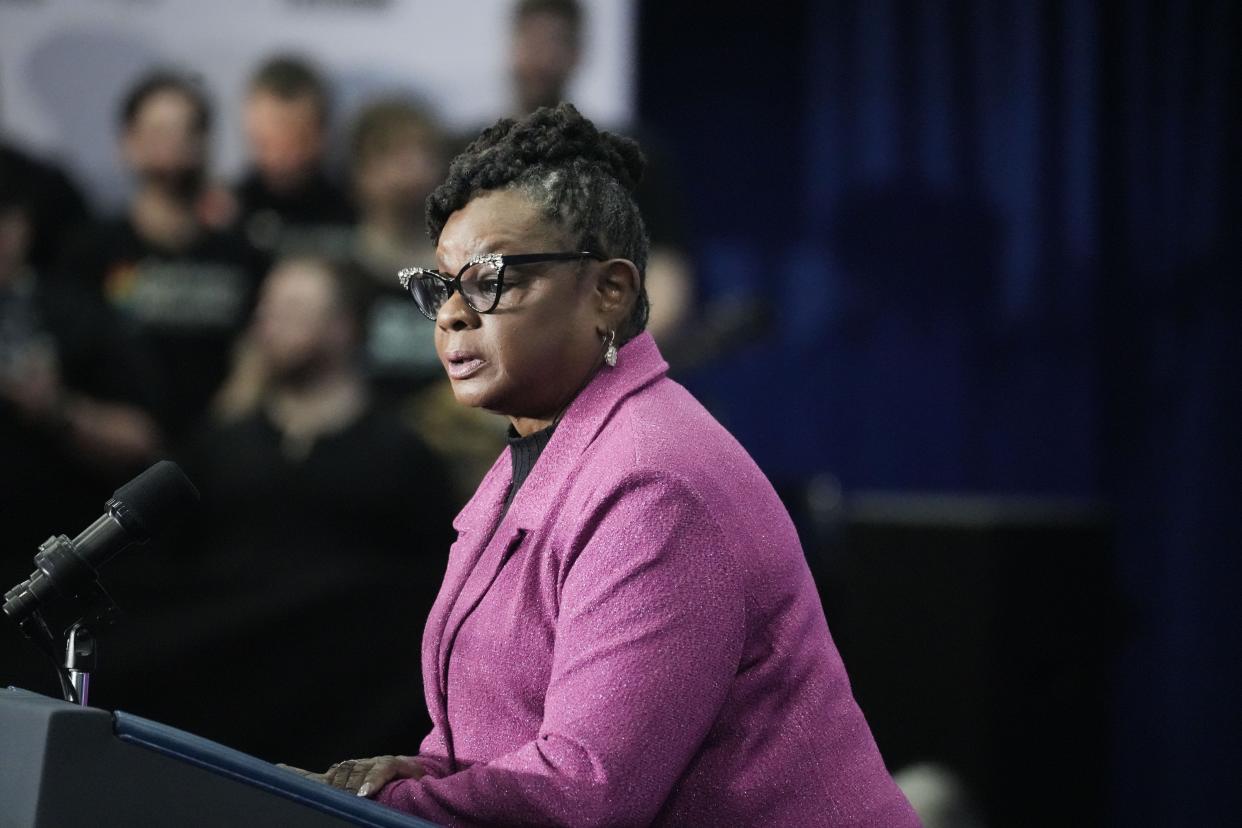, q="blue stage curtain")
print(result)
[639,1,1239,824]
